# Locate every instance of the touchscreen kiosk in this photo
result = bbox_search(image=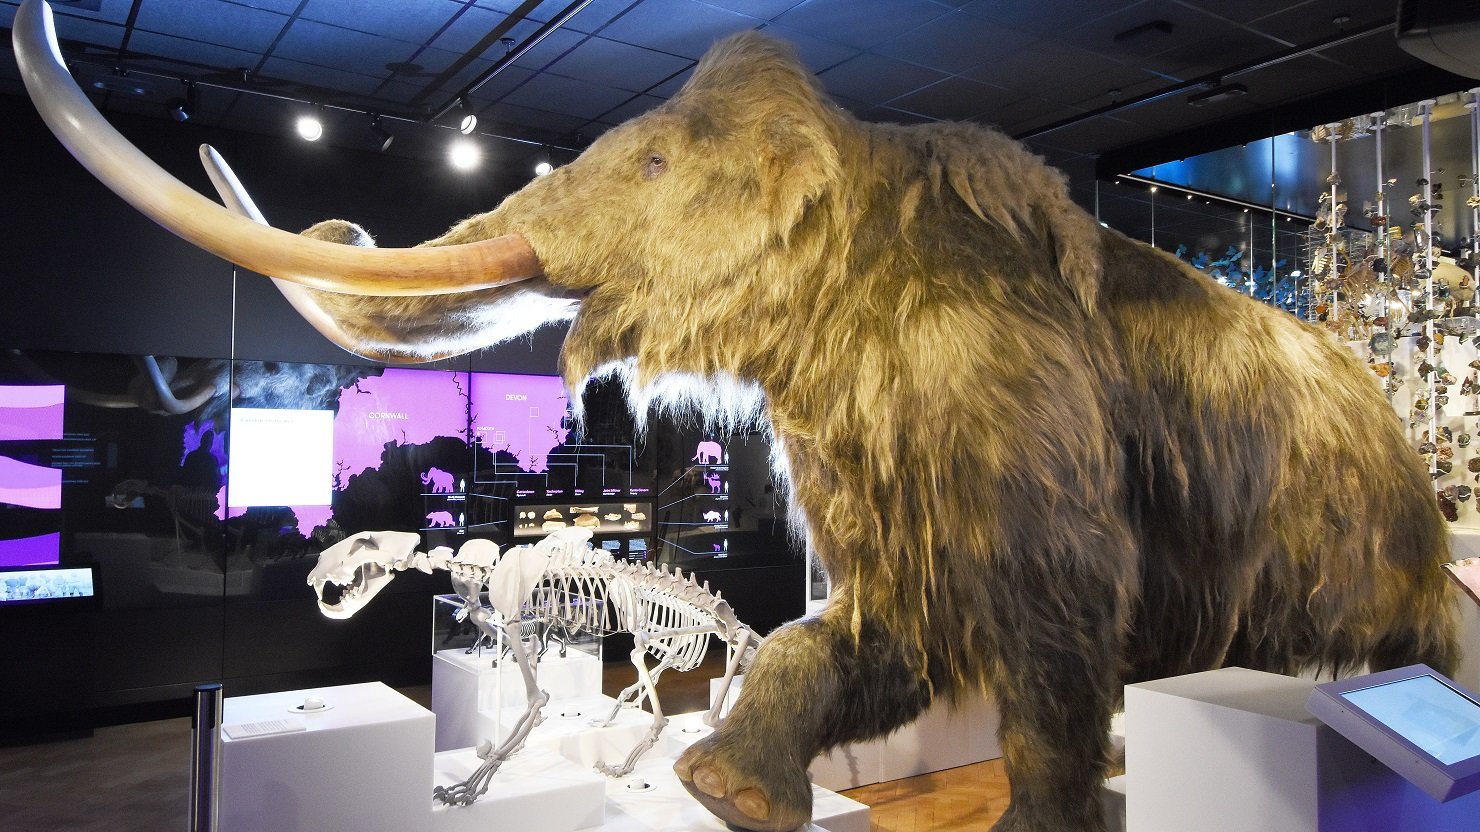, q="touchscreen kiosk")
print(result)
[1307,664,1480,802]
